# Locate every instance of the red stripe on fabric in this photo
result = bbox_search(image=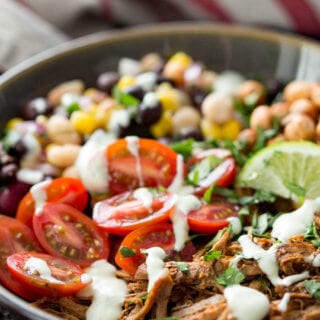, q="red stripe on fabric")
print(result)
[275,0,320,36]
[137,0,190,21]
[99,0,112,19]
[188,0,233,23]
